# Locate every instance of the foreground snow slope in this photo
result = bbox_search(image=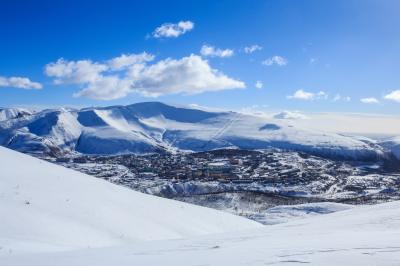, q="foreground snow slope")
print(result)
[3,200,400,265]
[0,147,261,254]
